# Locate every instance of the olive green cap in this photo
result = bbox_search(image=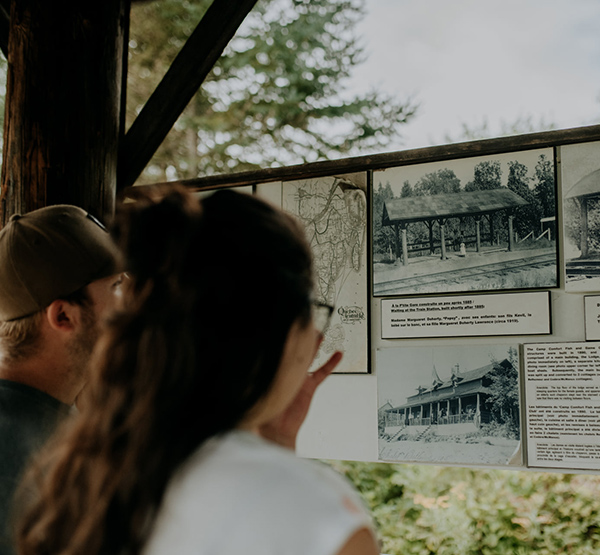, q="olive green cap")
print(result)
[0,205,120,321]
